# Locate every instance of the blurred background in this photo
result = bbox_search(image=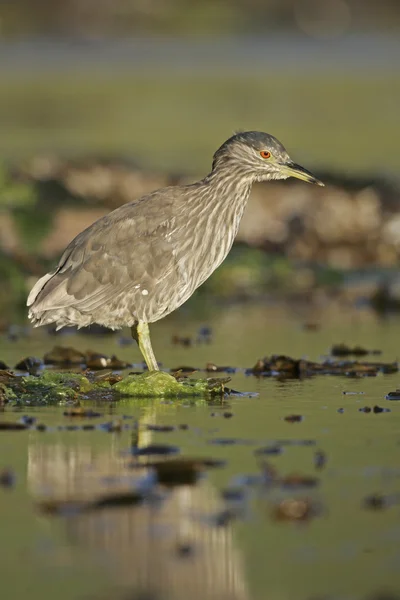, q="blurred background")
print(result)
[1,0,400,323]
